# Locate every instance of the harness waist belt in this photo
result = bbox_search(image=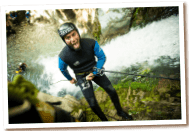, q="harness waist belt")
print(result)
[76,71,93,75]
